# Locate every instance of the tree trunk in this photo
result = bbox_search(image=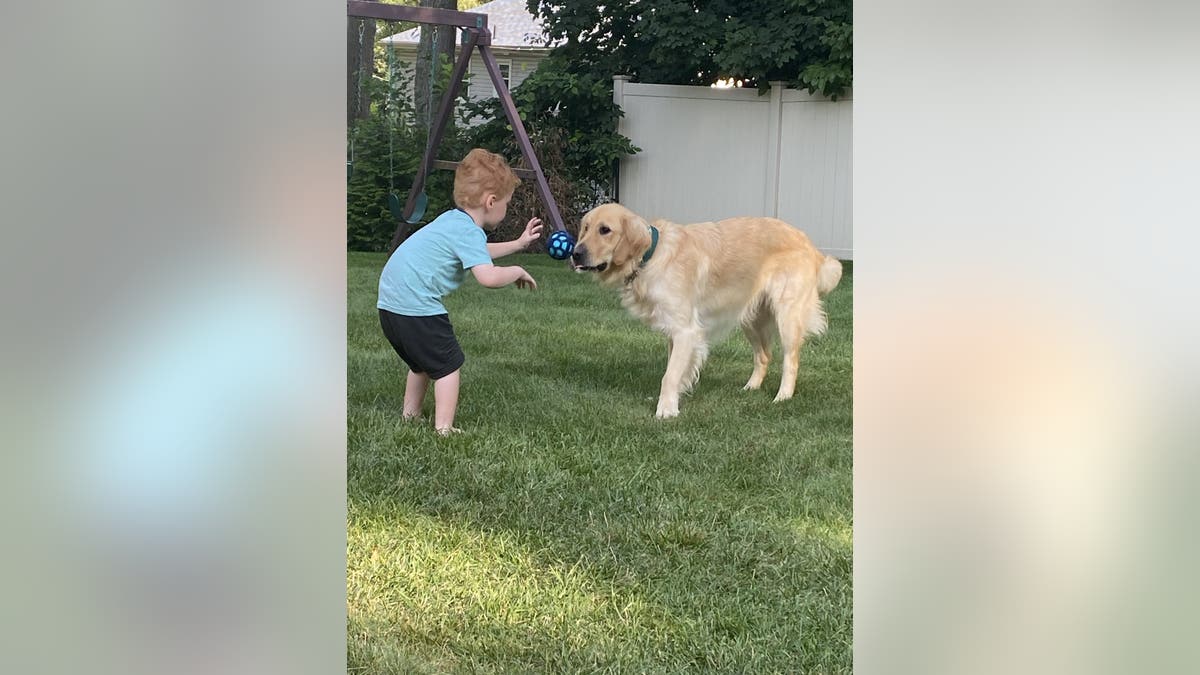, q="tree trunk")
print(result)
[347,15,376,121]
[414,0,458,132]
